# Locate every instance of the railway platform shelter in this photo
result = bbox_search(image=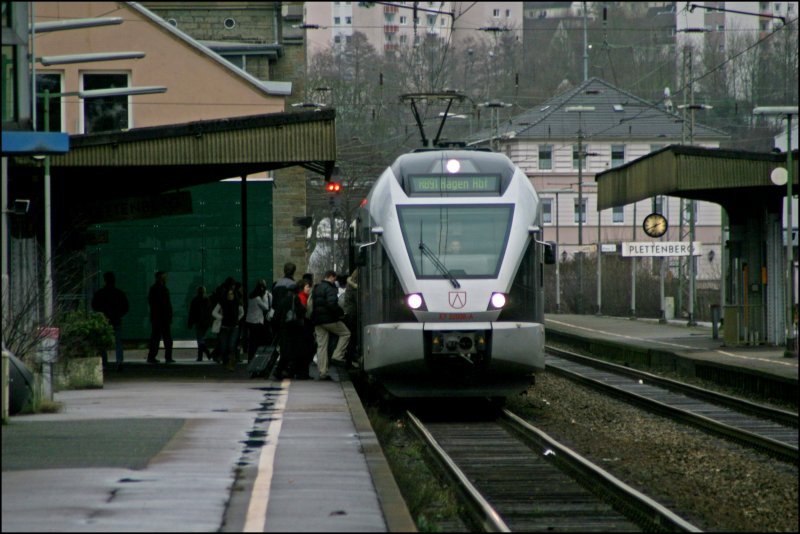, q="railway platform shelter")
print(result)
[596,145,798,353]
